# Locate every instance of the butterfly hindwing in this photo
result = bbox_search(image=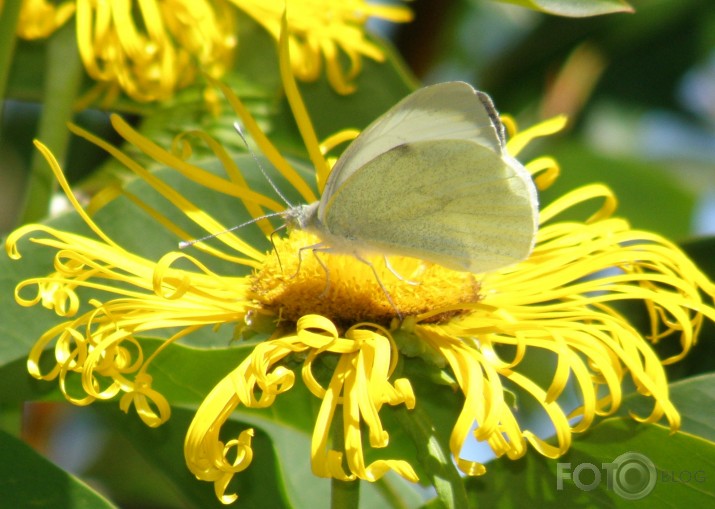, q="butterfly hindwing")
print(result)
[321,139,537,273]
